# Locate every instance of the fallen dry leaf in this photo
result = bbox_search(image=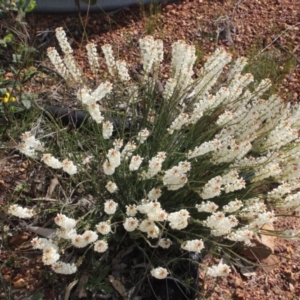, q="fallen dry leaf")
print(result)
[13,278,26,288]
